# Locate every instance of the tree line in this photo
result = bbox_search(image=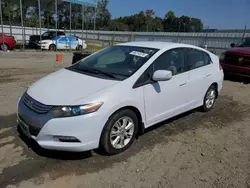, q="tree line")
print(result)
[1,0,203,33]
